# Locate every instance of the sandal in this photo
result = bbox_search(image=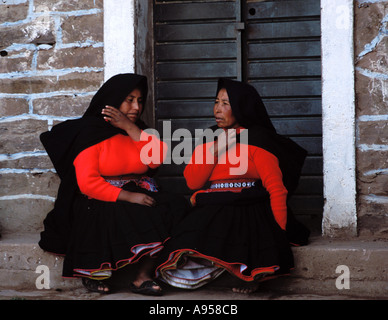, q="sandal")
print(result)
[129,280,163,296]
[82,277,111,294]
